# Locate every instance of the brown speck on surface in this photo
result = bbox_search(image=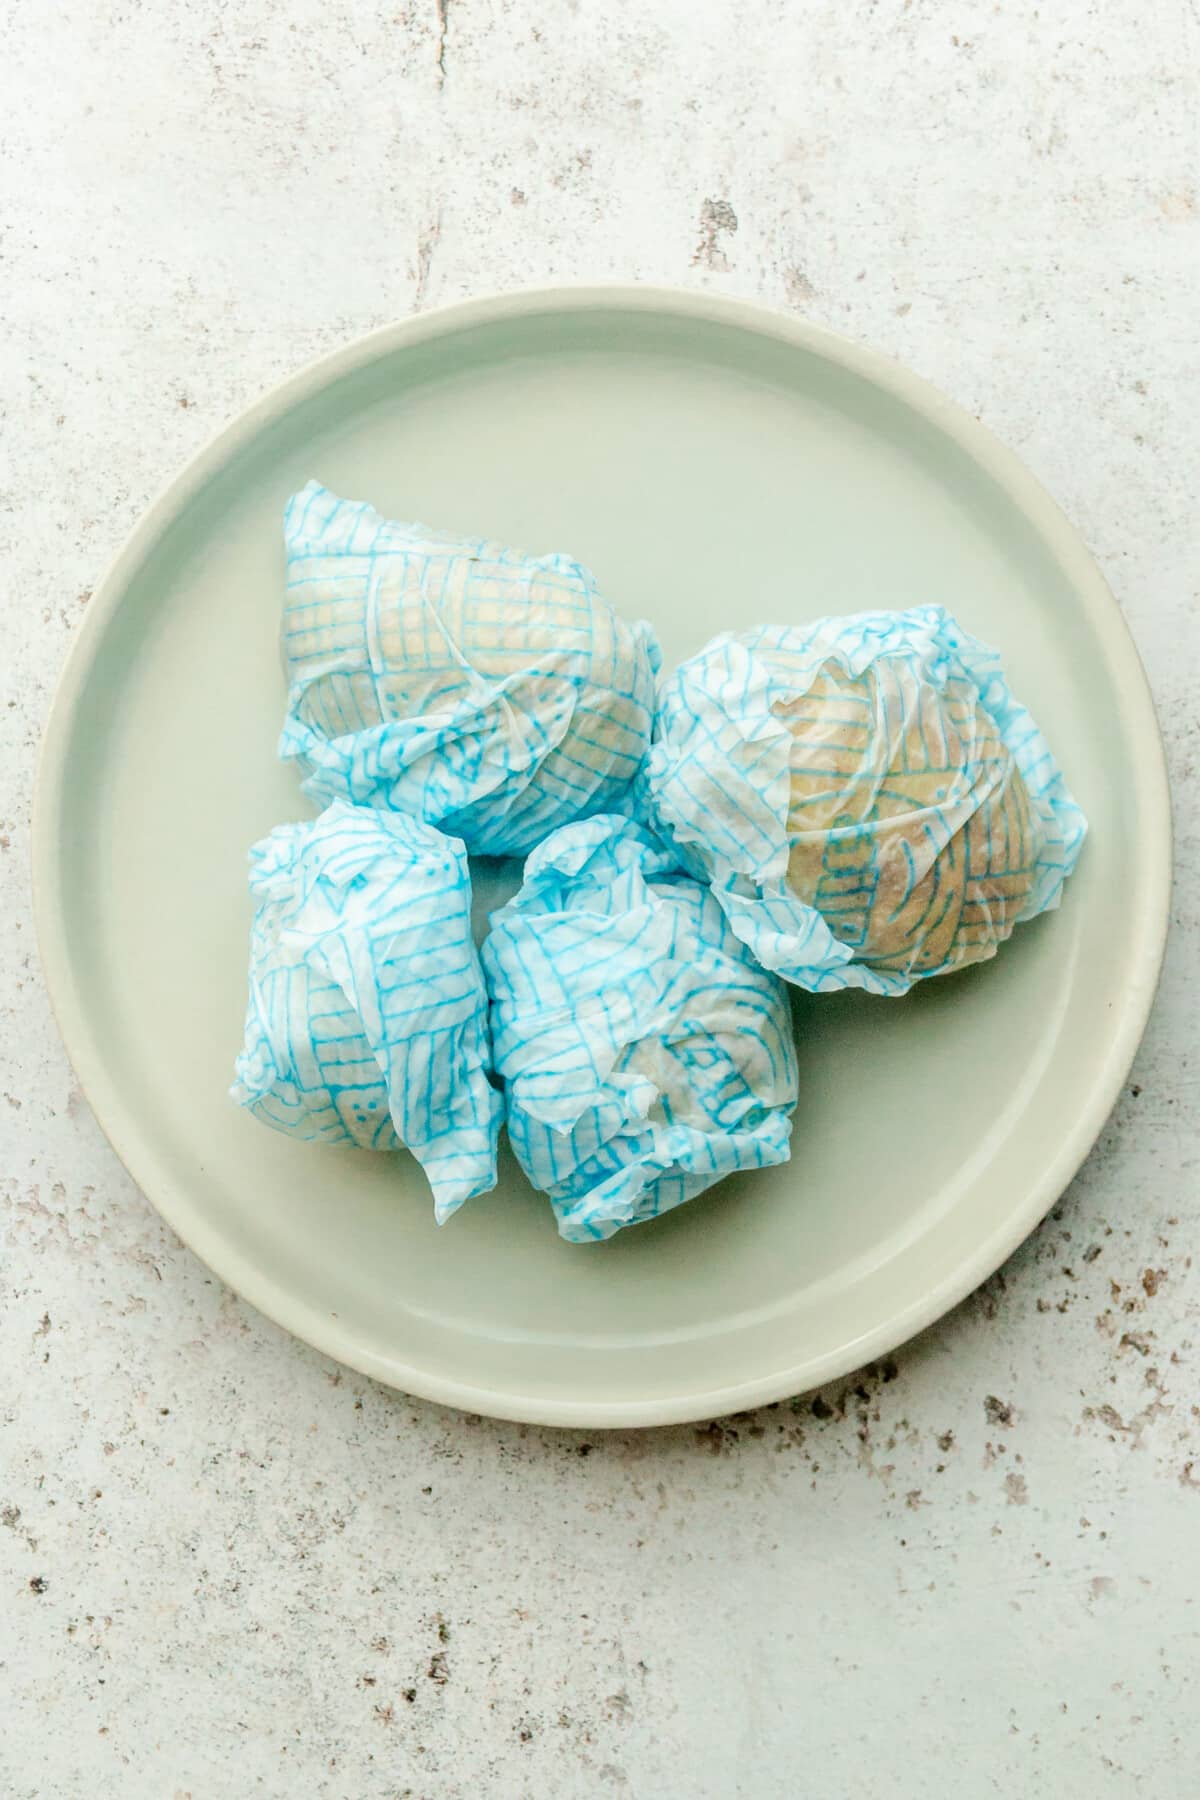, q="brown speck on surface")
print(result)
[695,1419,739,1454]
[976,1271,1008,1320]
[1142,1268,1166,1297]
[937,1430,955,1452]
[692,197,738,272]
[1004,1472,1029,1506]
[510,188,527,206]
[784,265,816,306]
[984,1396,1014,1428]
[29,1575,47,1593]
[427,1652,449,1684]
